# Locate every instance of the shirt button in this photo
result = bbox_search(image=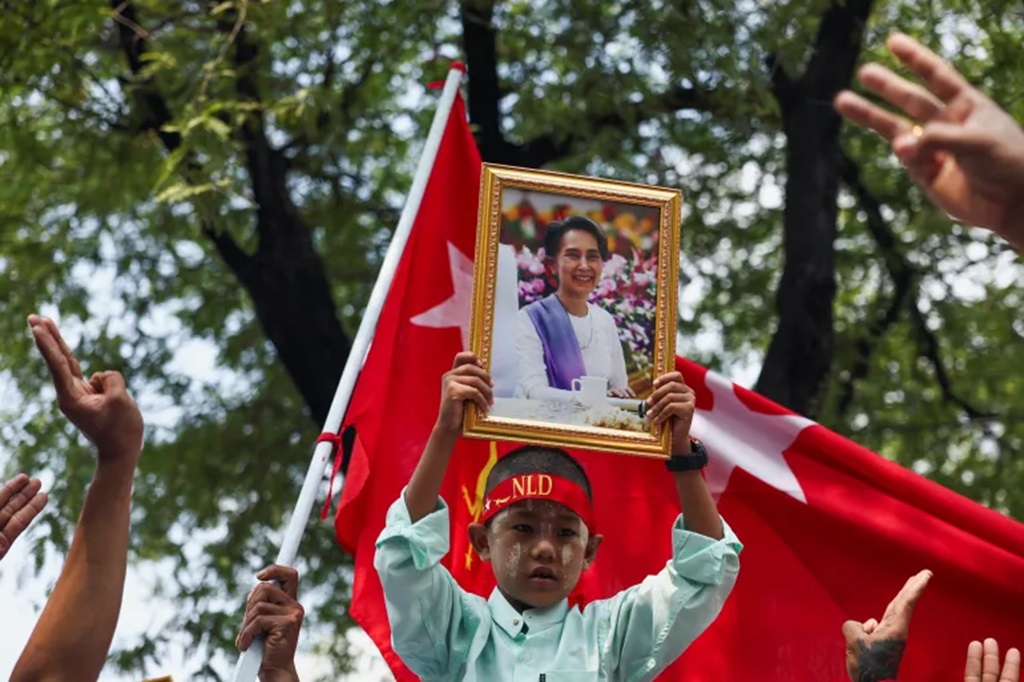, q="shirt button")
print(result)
[512,619,519,626]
